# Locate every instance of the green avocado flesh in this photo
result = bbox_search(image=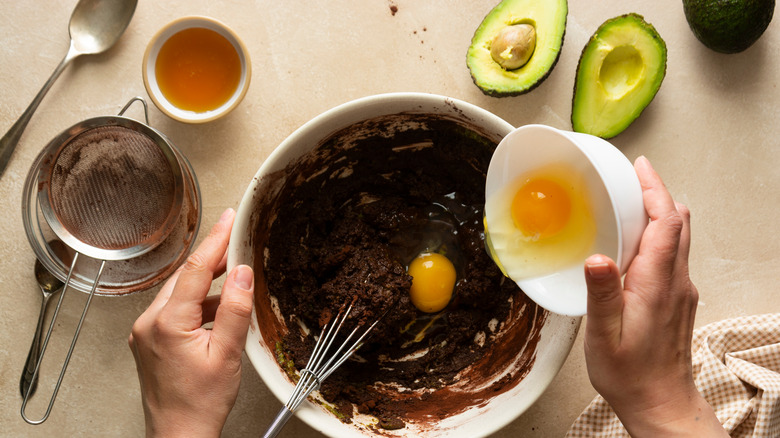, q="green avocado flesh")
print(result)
[571,14,667,139]
[467,0,568,97]
[683,0,775,53]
